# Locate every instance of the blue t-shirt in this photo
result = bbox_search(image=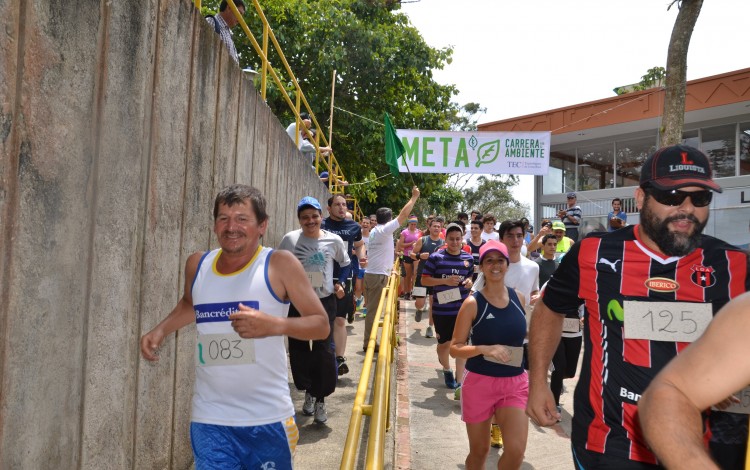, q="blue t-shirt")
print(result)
[607,211,628,232]
[421,248,474,315]
[465,289,526,377]
[323,217,362,280]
